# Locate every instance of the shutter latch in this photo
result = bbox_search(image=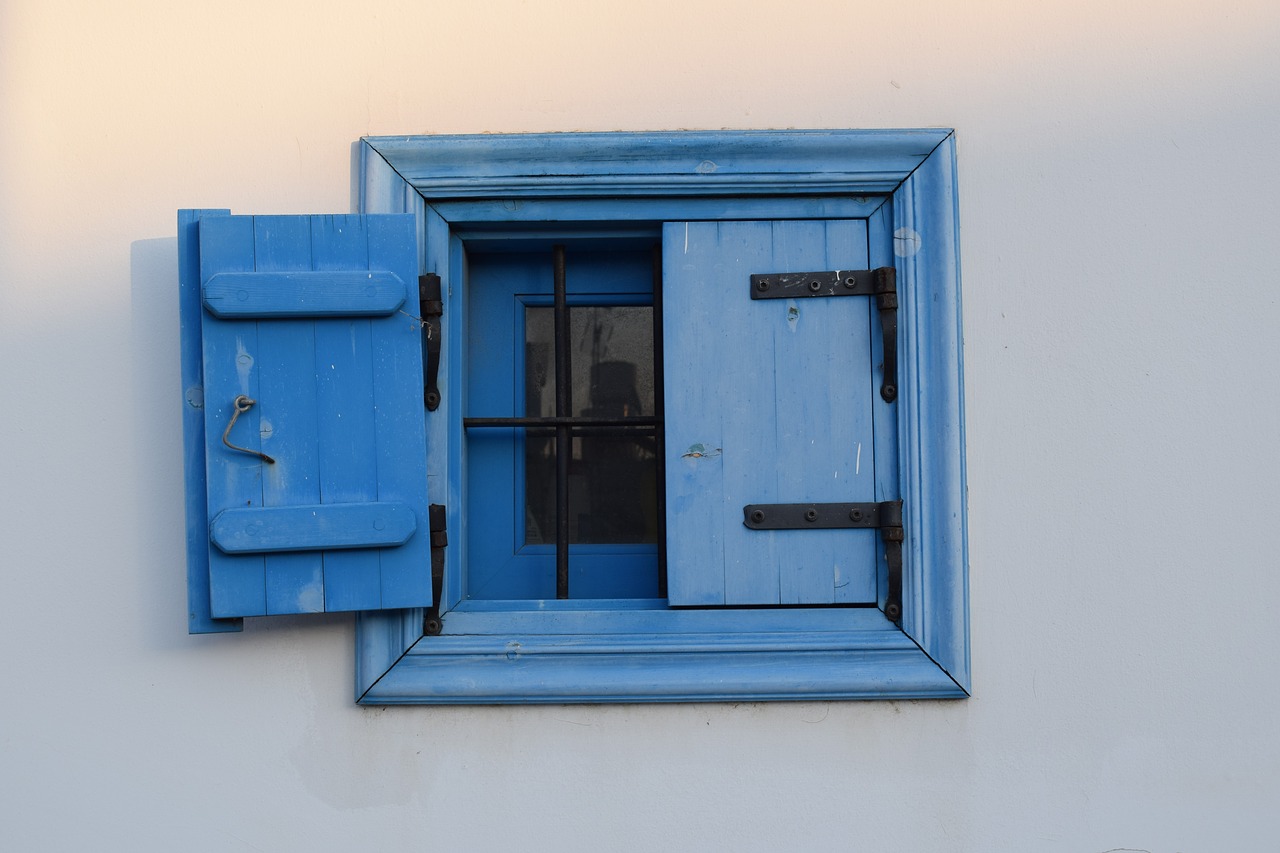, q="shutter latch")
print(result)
[749,266,898,402]
[742,500,905,623]
[419,274,444,411]
[423,504,447,635]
